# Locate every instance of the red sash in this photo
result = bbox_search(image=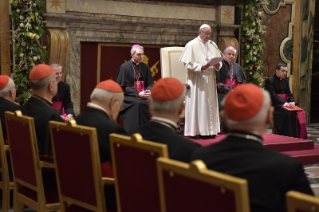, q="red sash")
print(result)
[224,78,239,89]
[277,94,307,139]
[133,80,145,92]
[52,100,67,120]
